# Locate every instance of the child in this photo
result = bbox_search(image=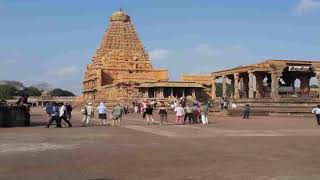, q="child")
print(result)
[243,104,251,119]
